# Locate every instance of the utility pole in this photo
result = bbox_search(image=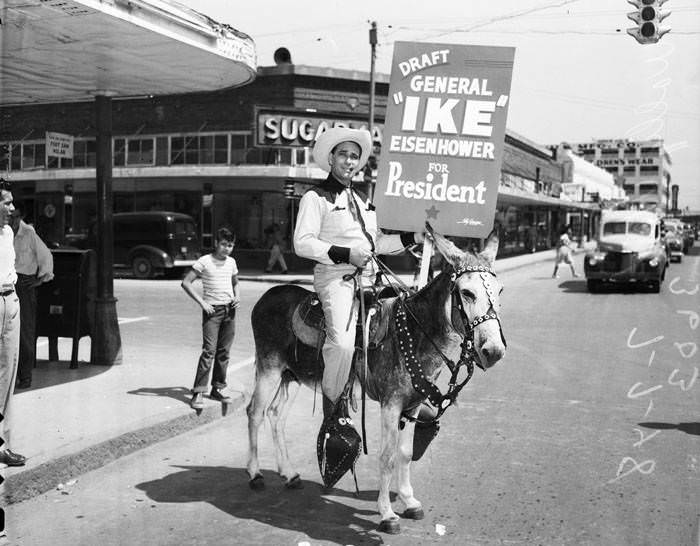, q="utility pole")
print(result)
[368,20,377,200]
